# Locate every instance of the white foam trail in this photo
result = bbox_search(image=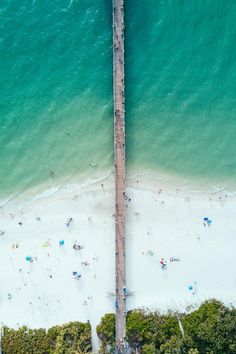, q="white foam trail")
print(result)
[0,190,23,208]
